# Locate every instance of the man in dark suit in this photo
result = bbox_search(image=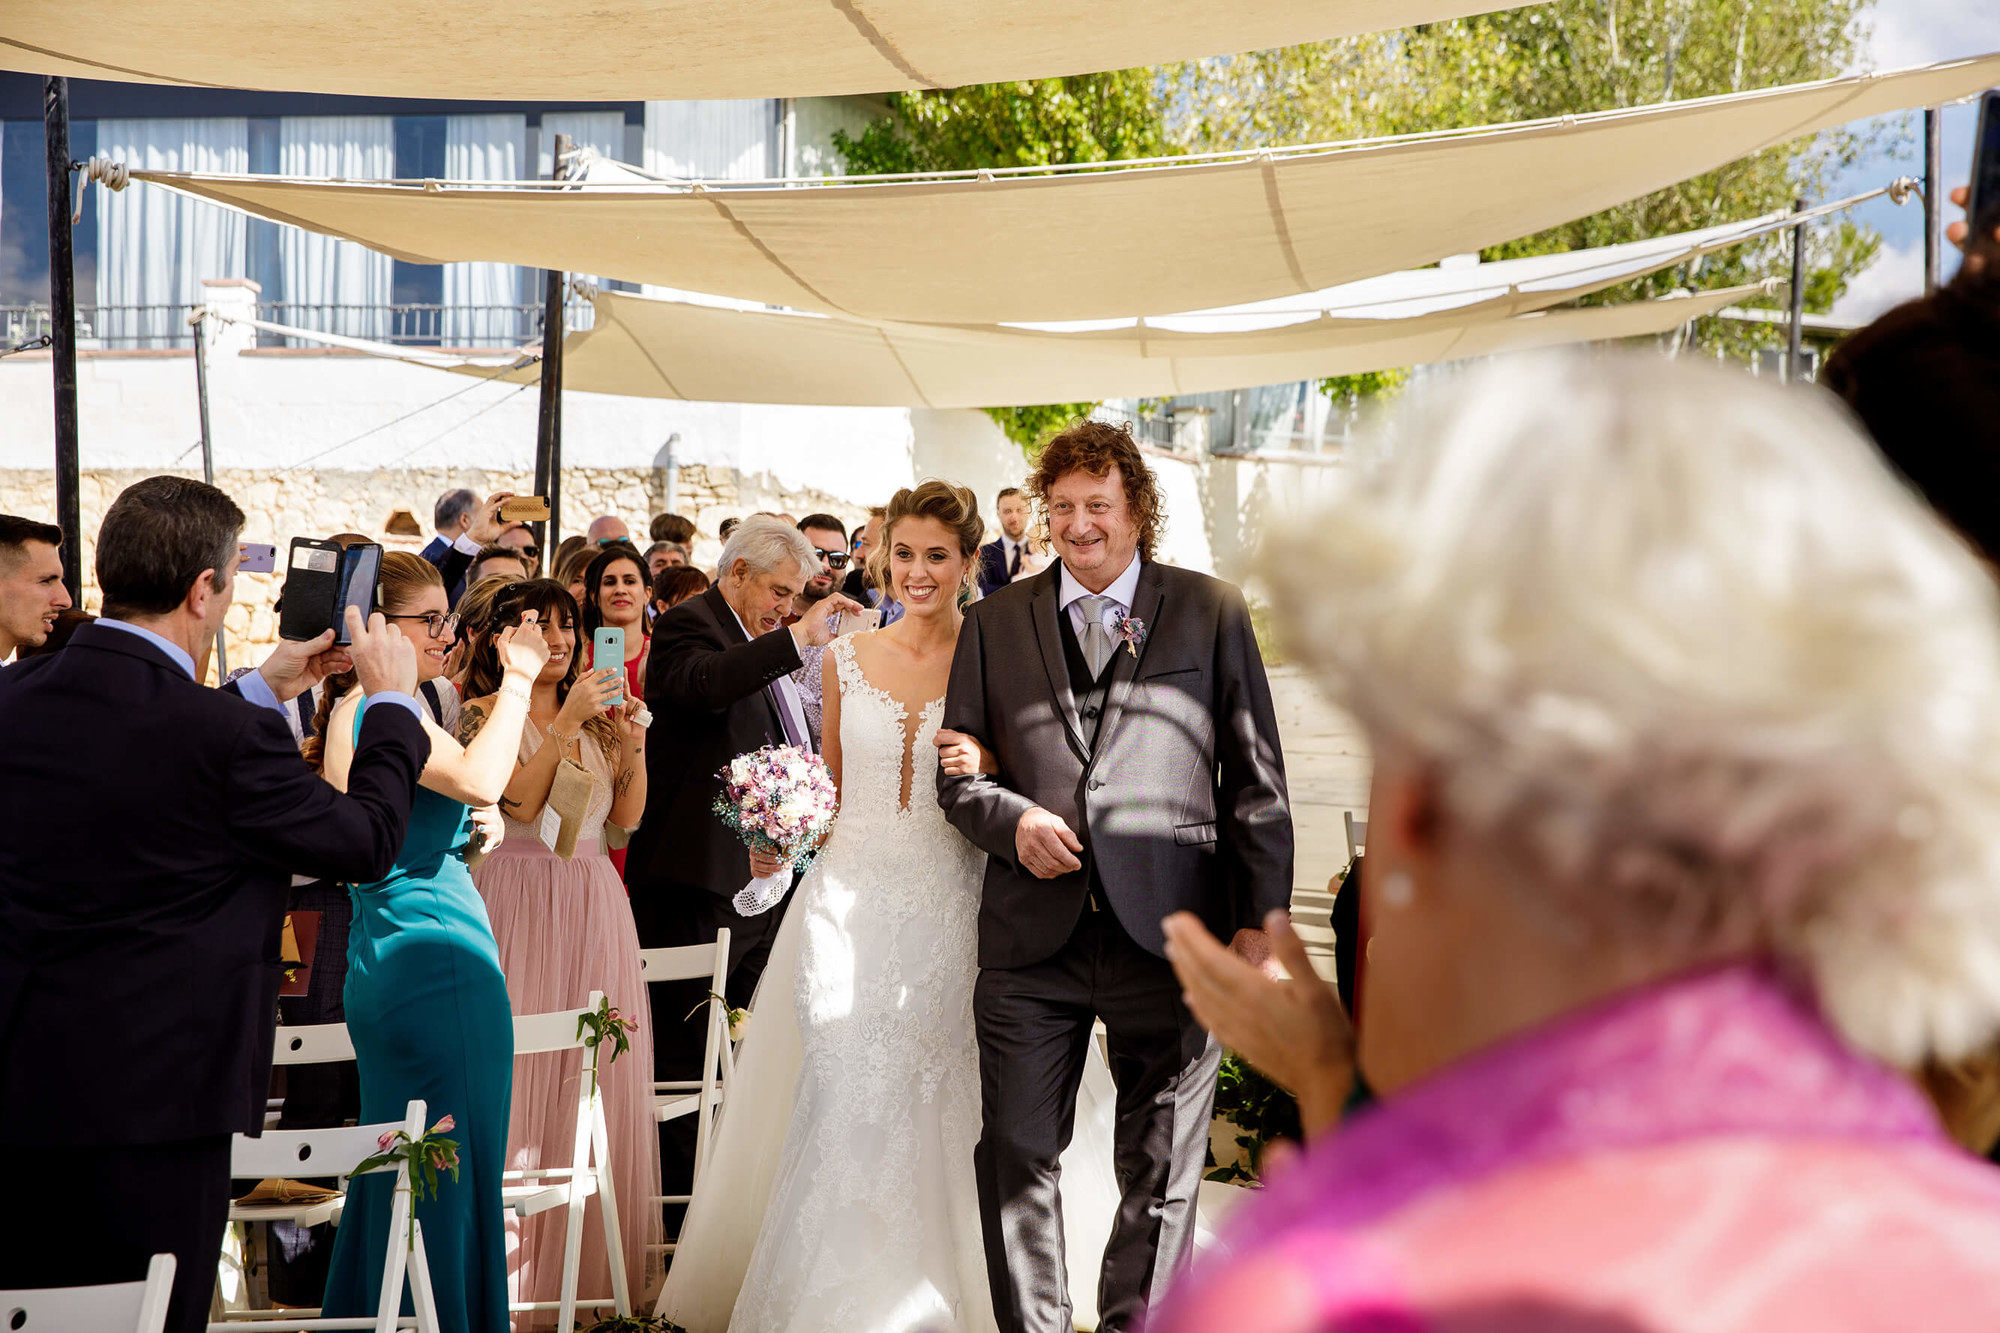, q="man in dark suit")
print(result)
[938,423,1293,1333]
[418,486,478,602]
[975,485,1033,597]
[419,489,526,607]
[0,476,431,1333]
[627,515,858,1219]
